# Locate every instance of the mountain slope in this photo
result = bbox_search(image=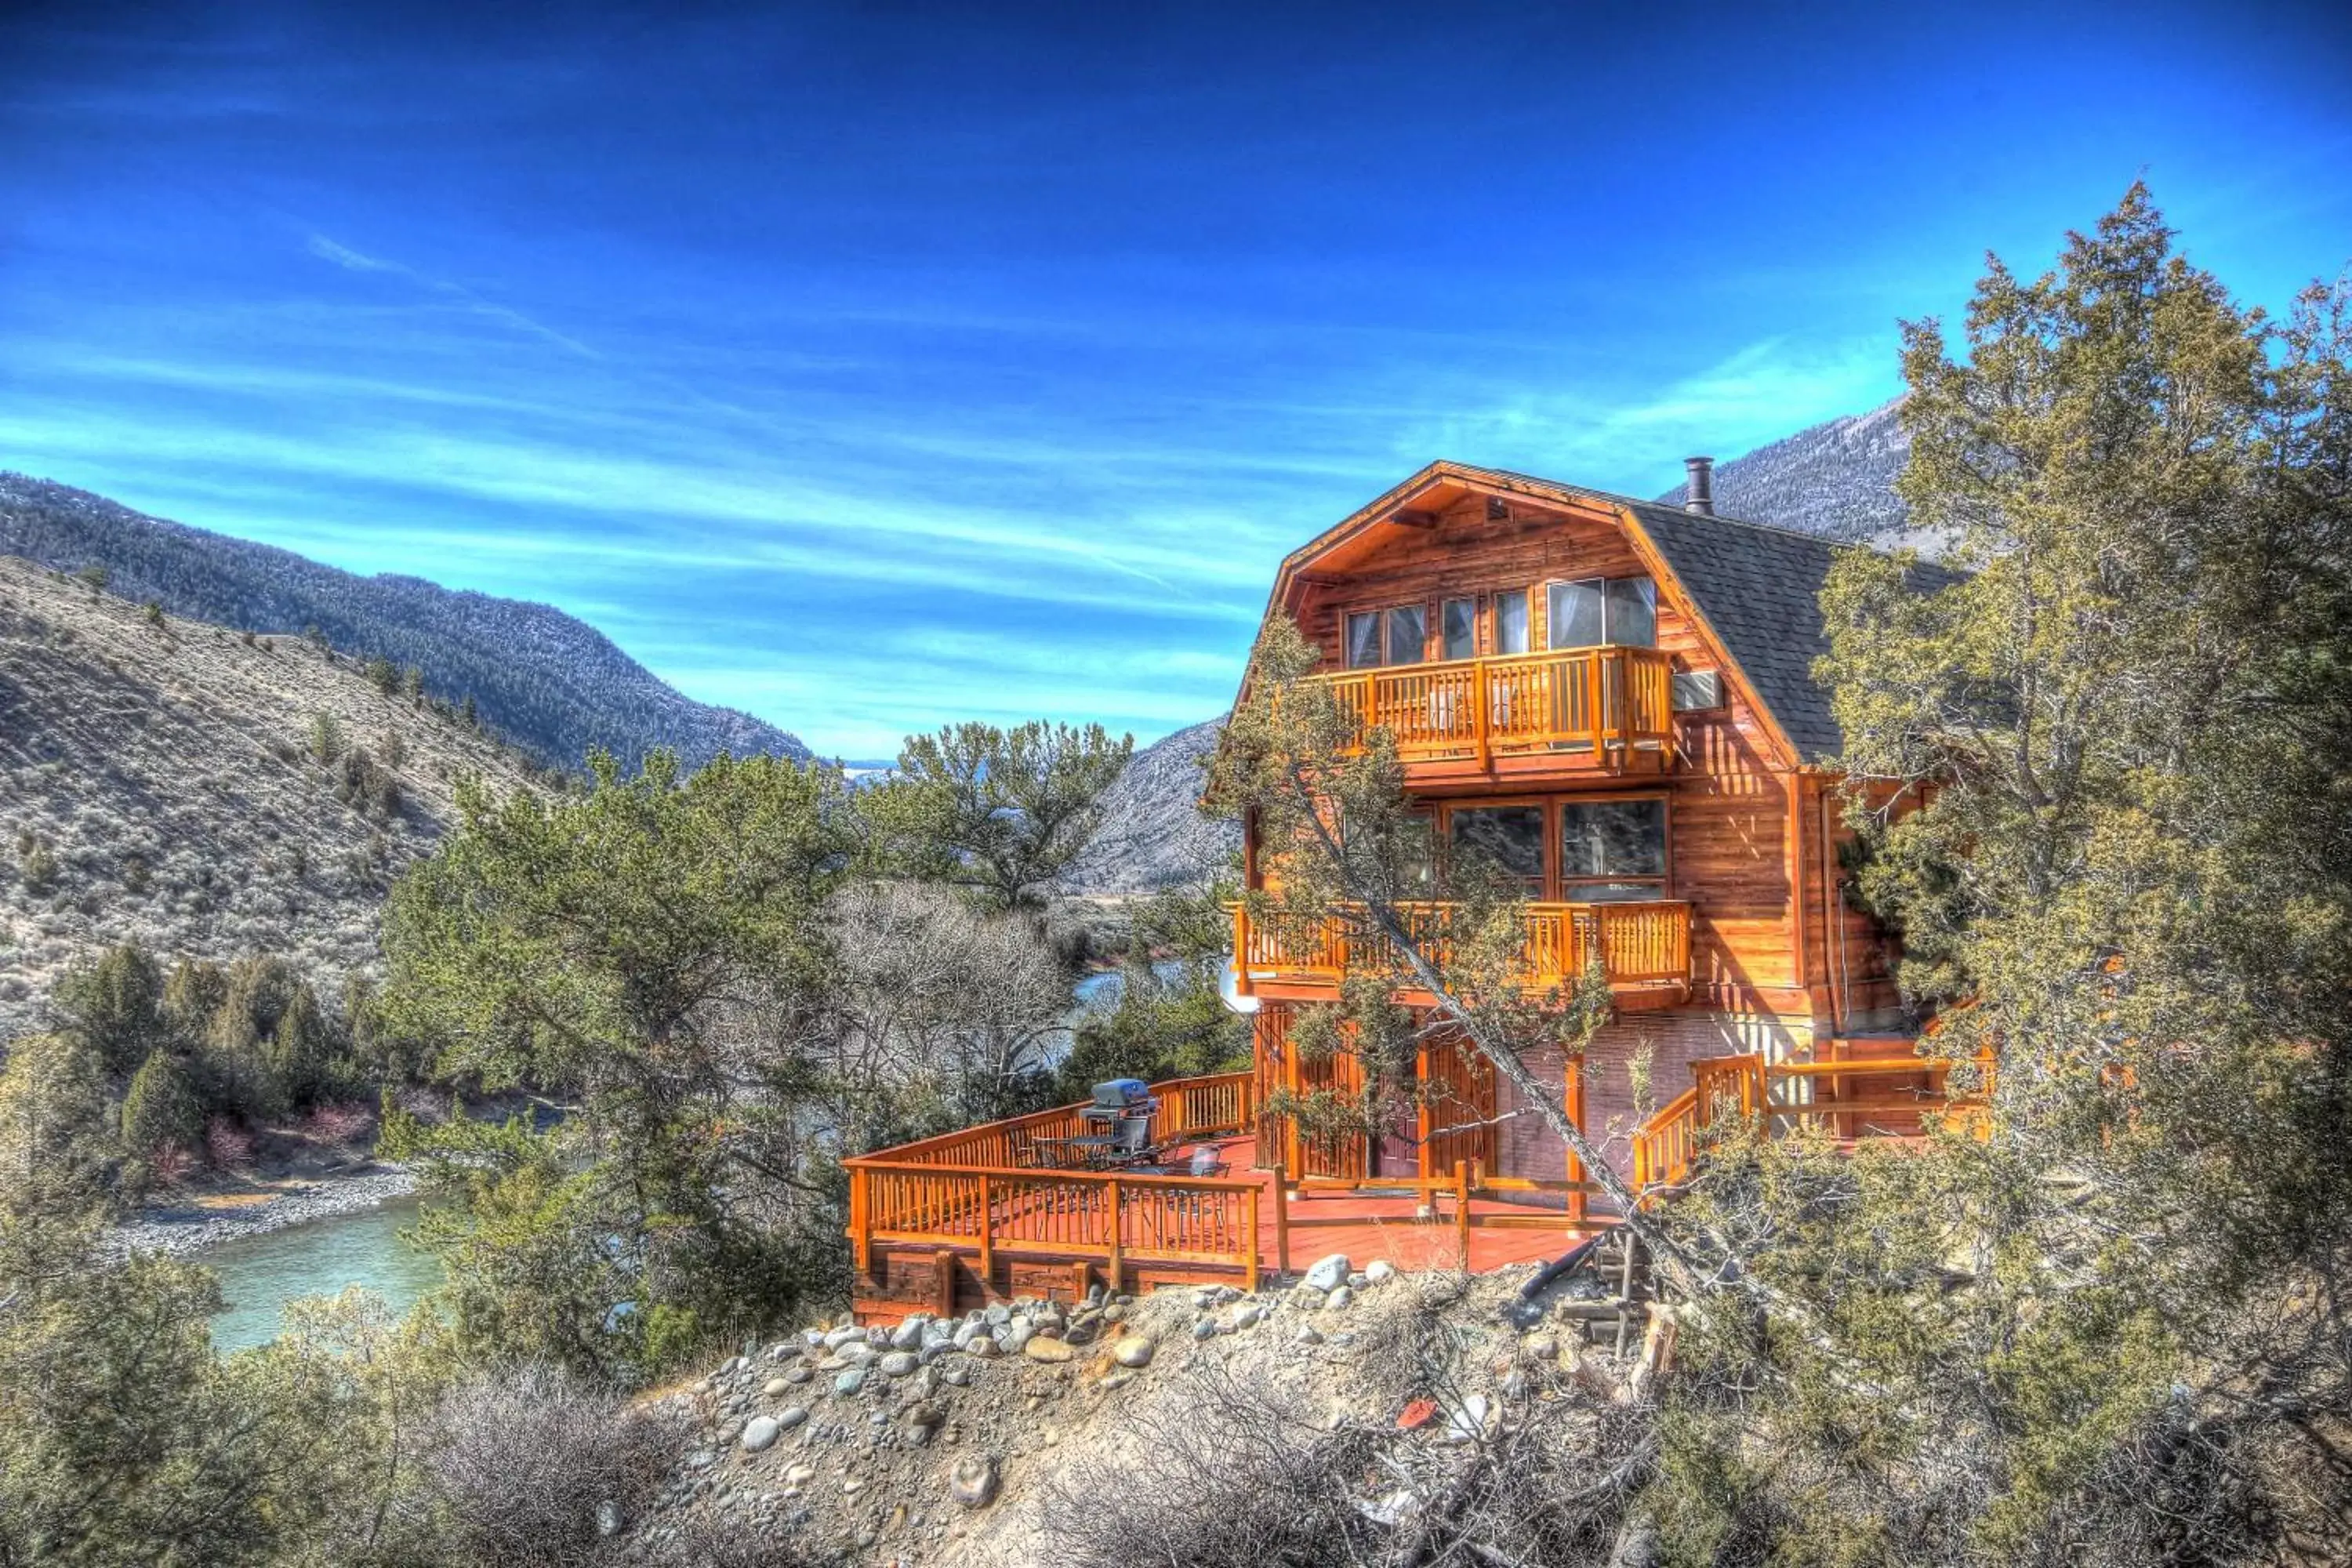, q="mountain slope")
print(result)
[1060,717,1238,897]
[0,474,809,774]
[0,557,543,1039]
[1655,397,1912,541]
